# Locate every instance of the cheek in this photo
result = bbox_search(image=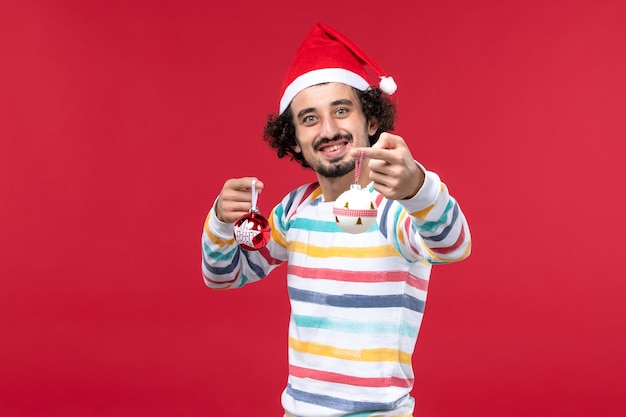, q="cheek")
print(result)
[293,128,315,153]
